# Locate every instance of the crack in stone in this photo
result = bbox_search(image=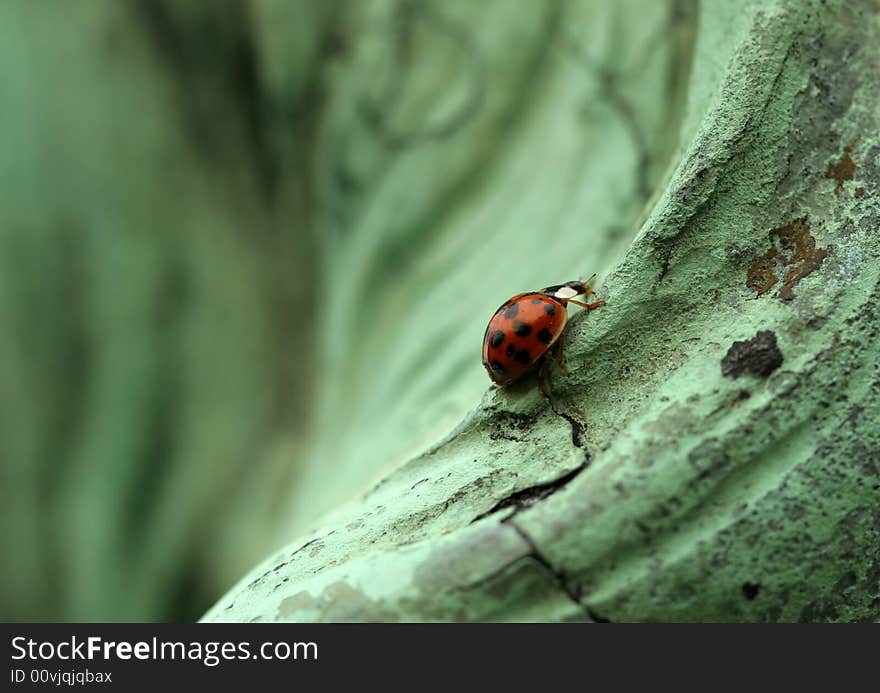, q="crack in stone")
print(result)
[506,518,611,622]
[470,462,587,524]
[506,519,580,603]
[543,388,590,453]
